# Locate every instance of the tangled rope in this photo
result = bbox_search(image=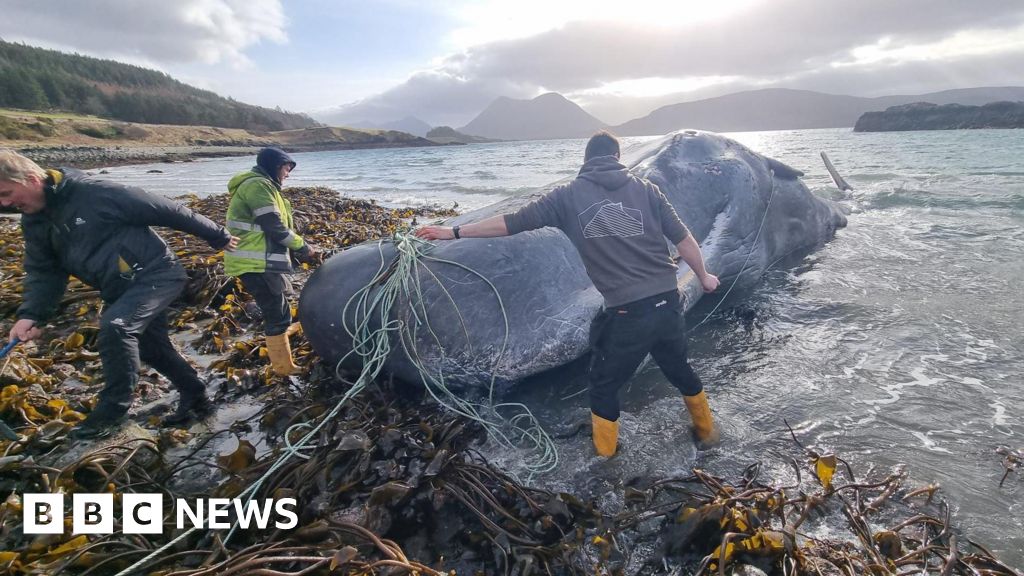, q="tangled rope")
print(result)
[115,229,559,575]
[337,231,558,477]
